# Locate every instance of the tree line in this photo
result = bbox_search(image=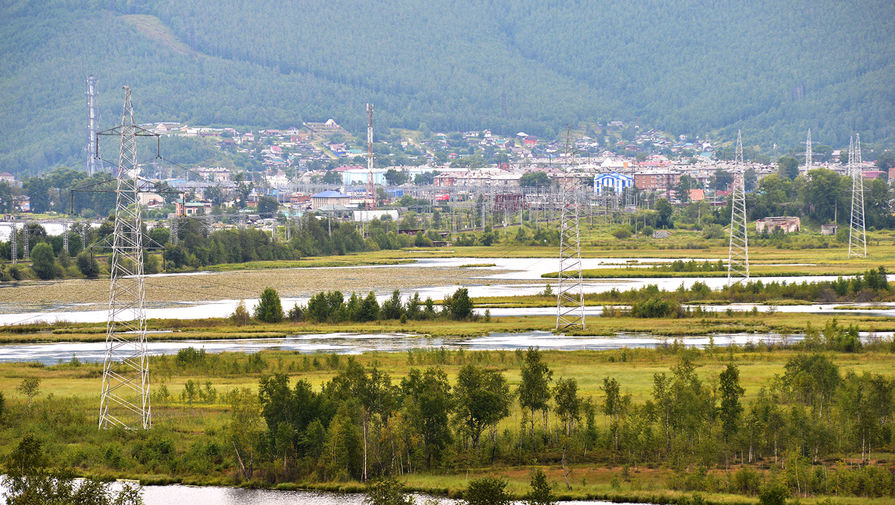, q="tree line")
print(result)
[218,348,895,499]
